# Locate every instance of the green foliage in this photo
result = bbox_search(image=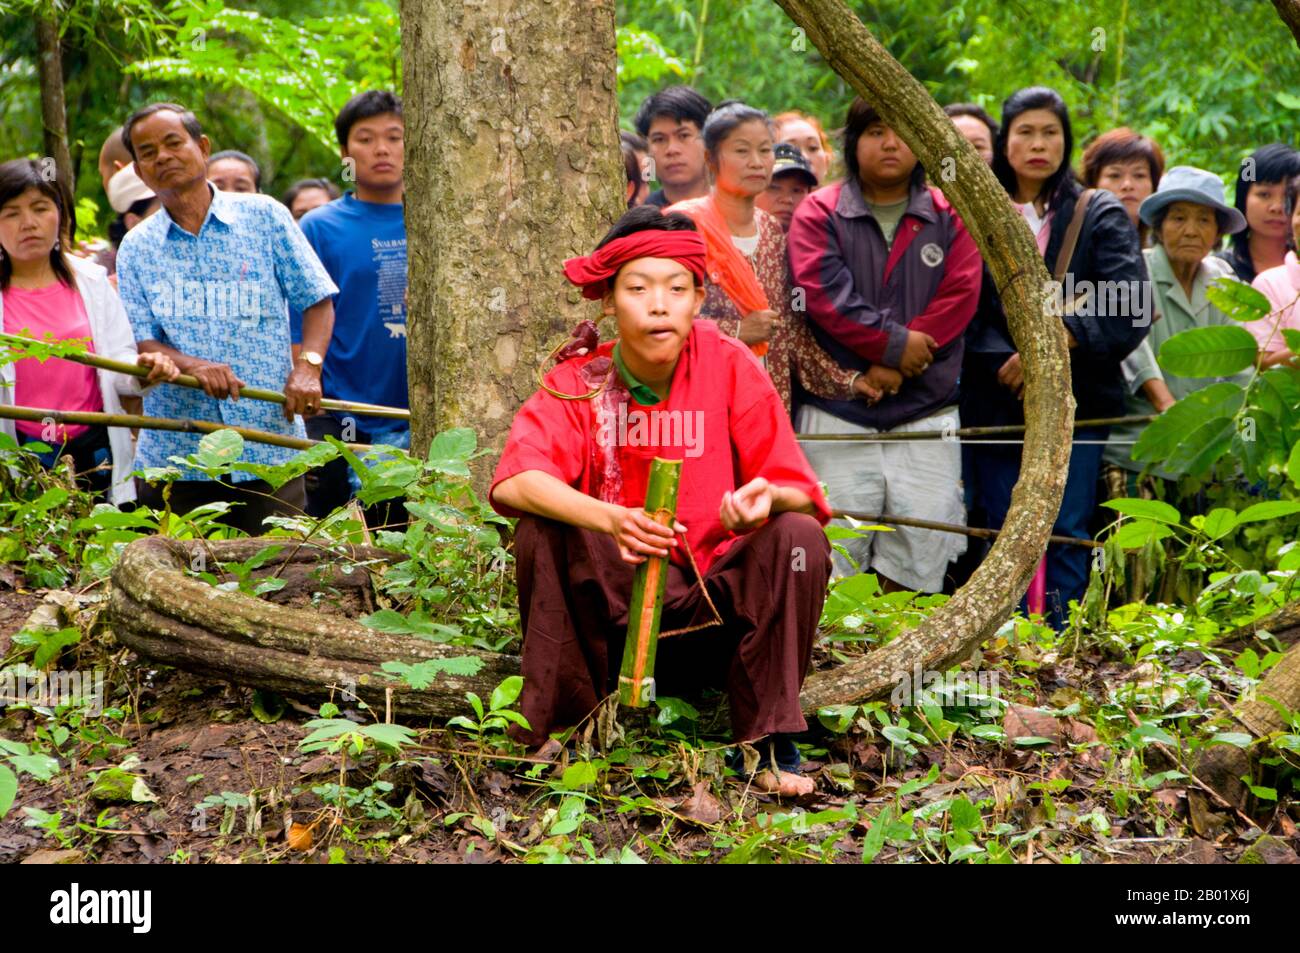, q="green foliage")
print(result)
[446,675,531,745]
[298,717,416,757]
[1157,325,1260,378]
[618,0,1300,180]
[346,429,519,652]
[1124,278,1300,485]
[379,655,484,691]
[128,0,401,153]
